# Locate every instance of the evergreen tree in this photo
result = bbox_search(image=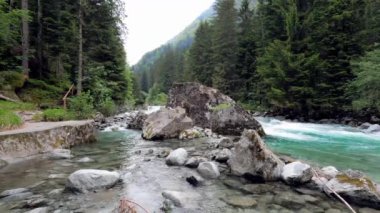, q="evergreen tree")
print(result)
[212,0,239,95]
[187,21,214,86]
